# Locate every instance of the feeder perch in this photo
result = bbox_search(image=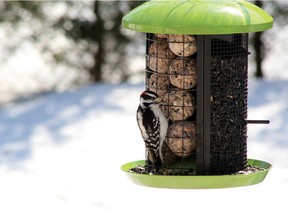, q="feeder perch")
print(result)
[121,0,273,188]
